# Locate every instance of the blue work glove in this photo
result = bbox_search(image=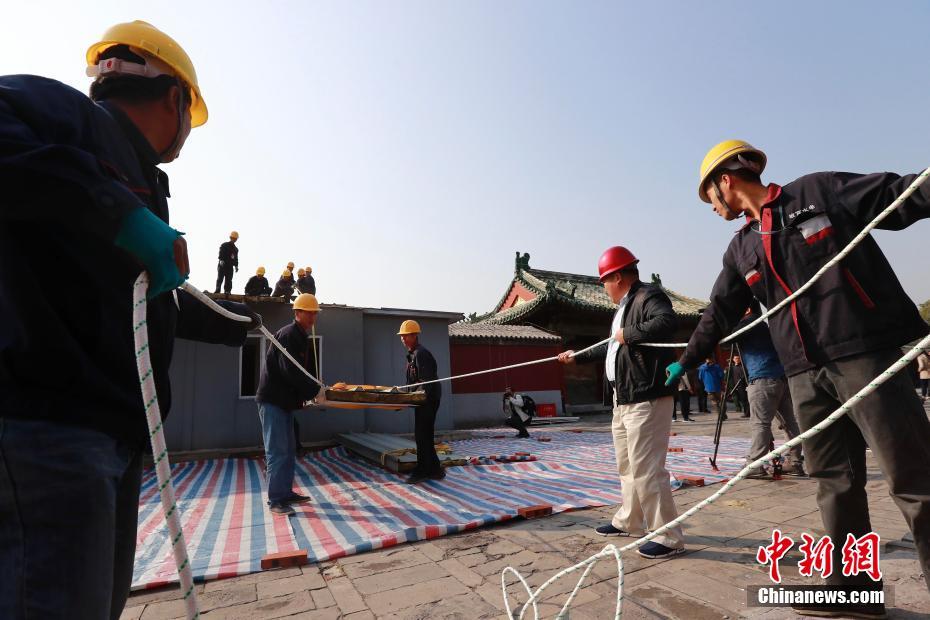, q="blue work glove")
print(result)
[114,207,187,299]
[665,362,685,387]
